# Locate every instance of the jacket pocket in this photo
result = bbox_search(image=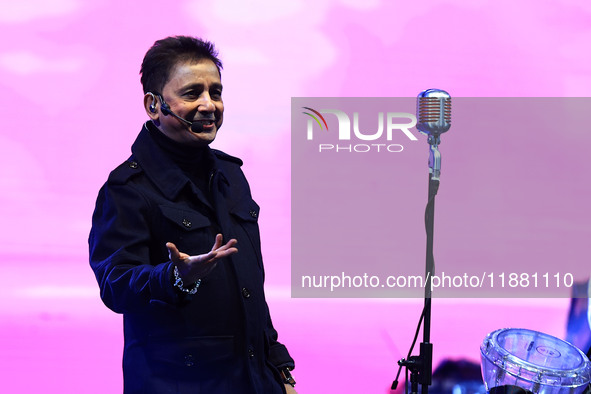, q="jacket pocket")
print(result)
[230,199,260,223]
[158,205,214,254]
[160,205,211,231]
